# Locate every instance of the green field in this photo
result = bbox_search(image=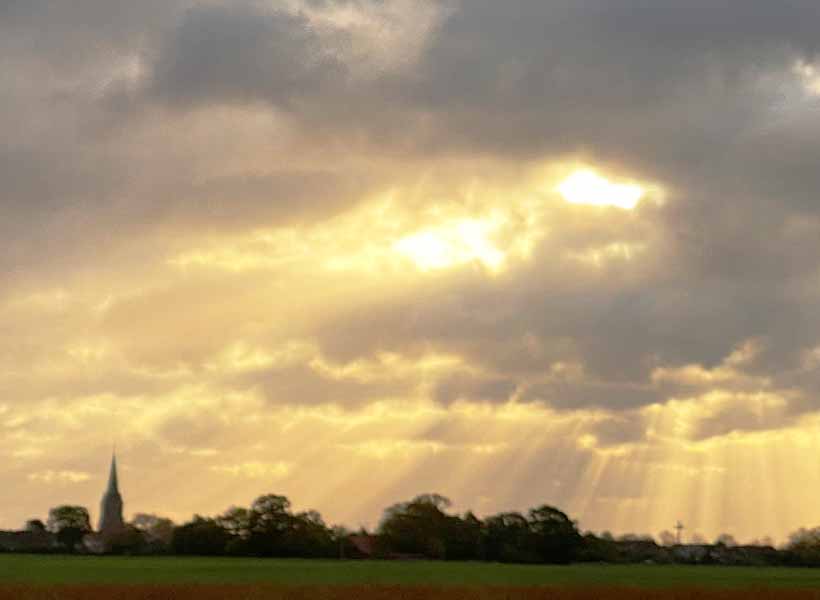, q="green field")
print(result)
[1,555,819,589]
